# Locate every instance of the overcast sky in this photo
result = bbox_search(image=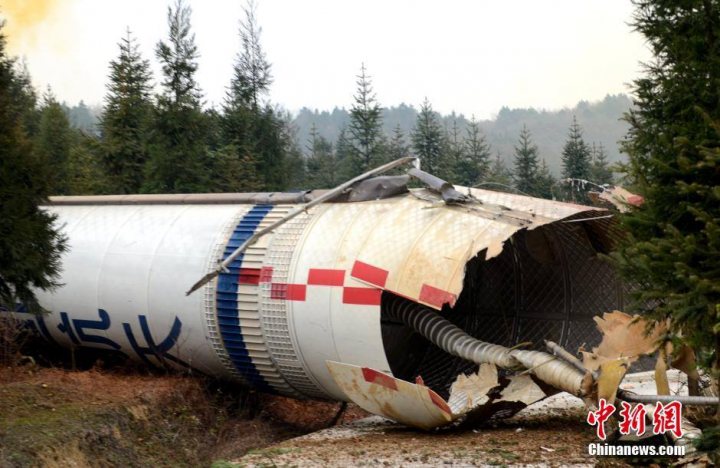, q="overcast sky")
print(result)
[1,0,650,119]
